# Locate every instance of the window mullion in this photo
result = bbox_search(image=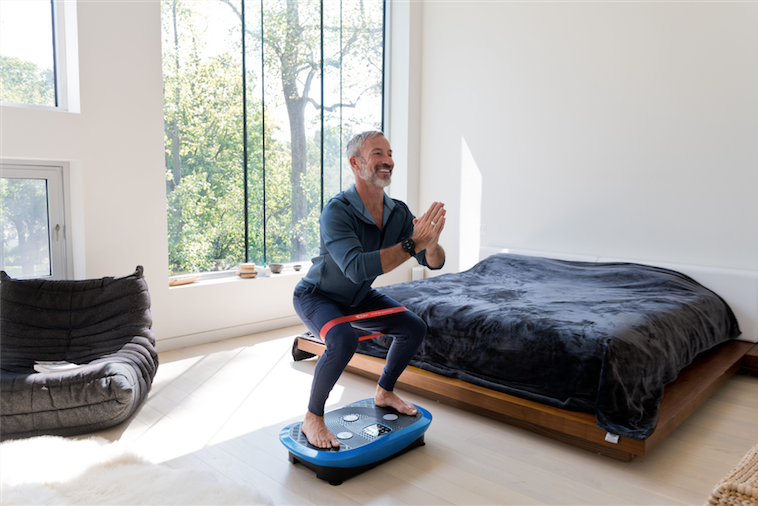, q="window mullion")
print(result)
[320,0,325,211]
[260,0,267,265]
[242,0,249,263]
